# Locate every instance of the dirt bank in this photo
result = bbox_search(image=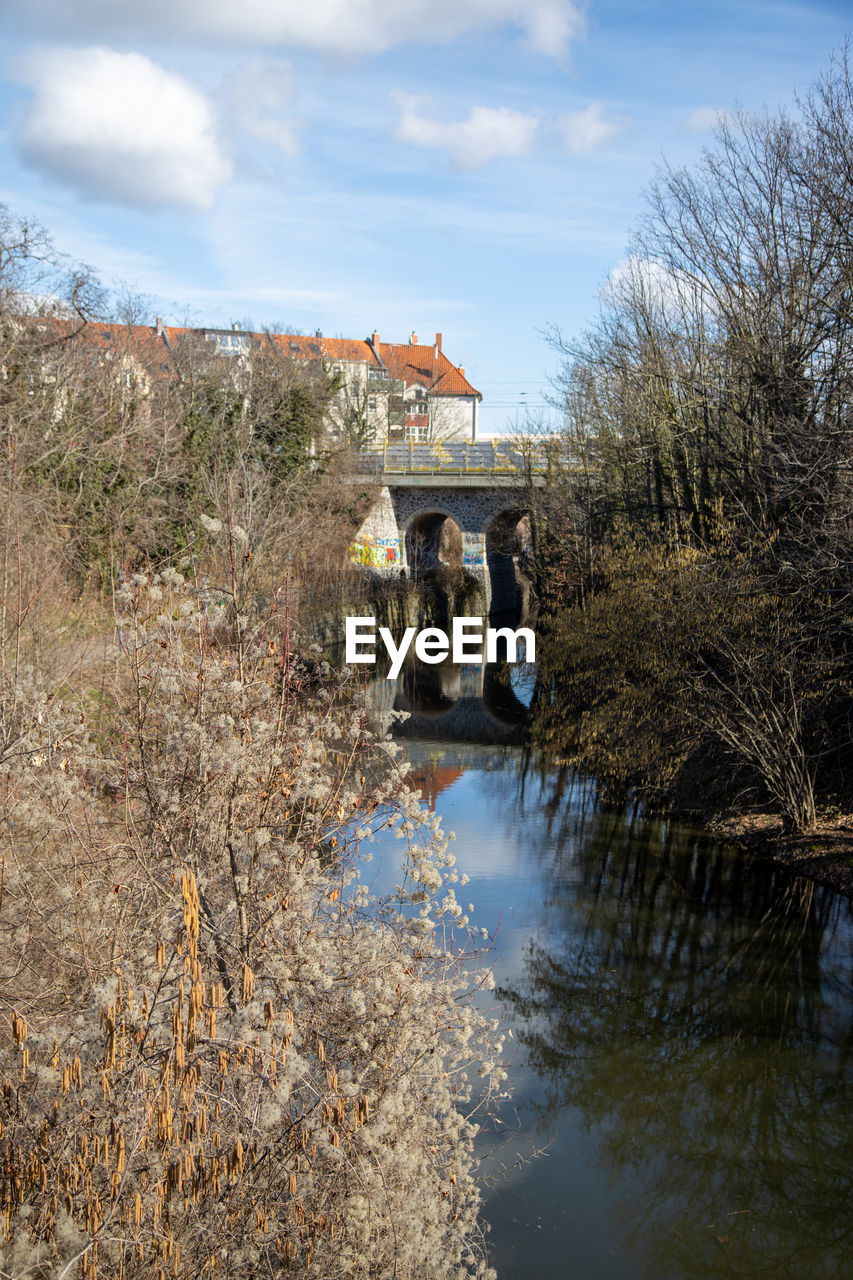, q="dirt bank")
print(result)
[711,813,853,900]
